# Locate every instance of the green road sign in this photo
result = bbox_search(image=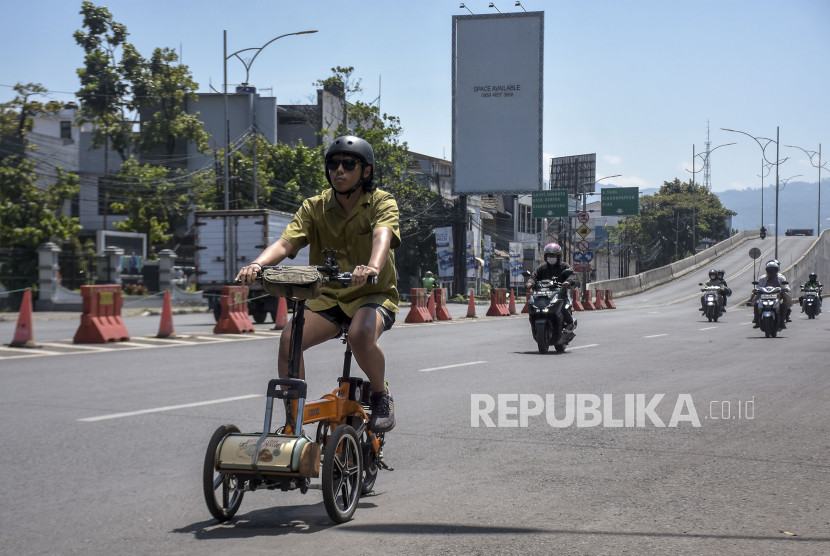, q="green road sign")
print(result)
[601,187,639,216]
[532,189,569,218]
